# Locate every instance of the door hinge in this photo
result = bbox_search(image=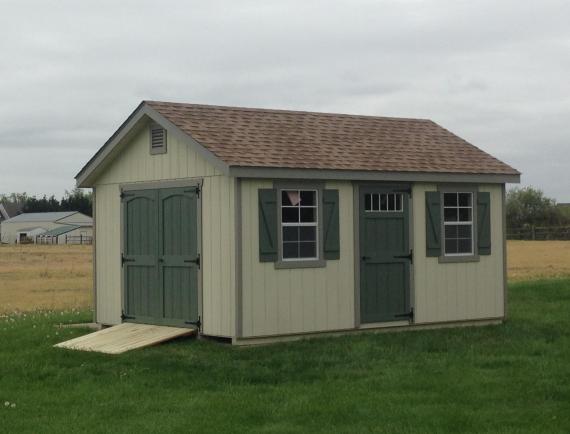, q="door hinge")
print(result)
[393,249,413,264]
[121,311,135,321]
[121,253,135,267]
[184,253,200,269]
[394,307,414,322]
[185,316,201,331]
[184,185,200,198]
